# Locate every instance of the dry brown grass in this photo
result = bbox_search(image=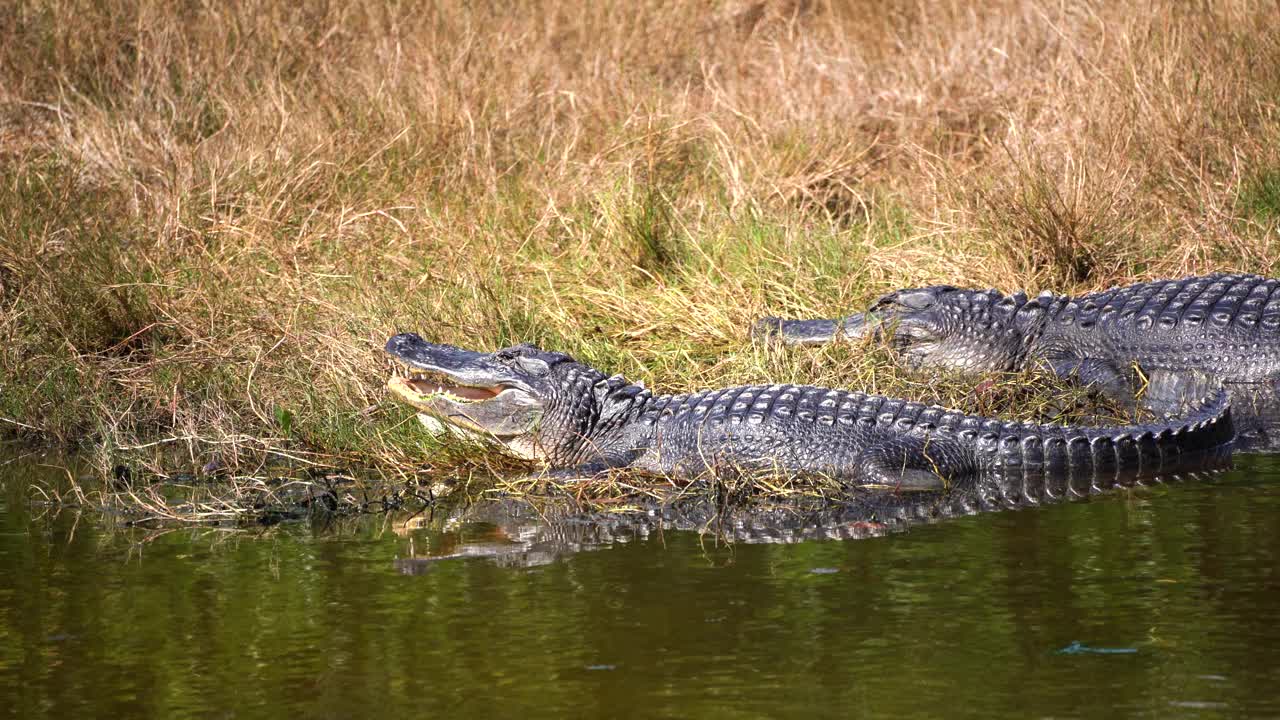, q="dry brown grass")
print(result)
[2,0,1279,513]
